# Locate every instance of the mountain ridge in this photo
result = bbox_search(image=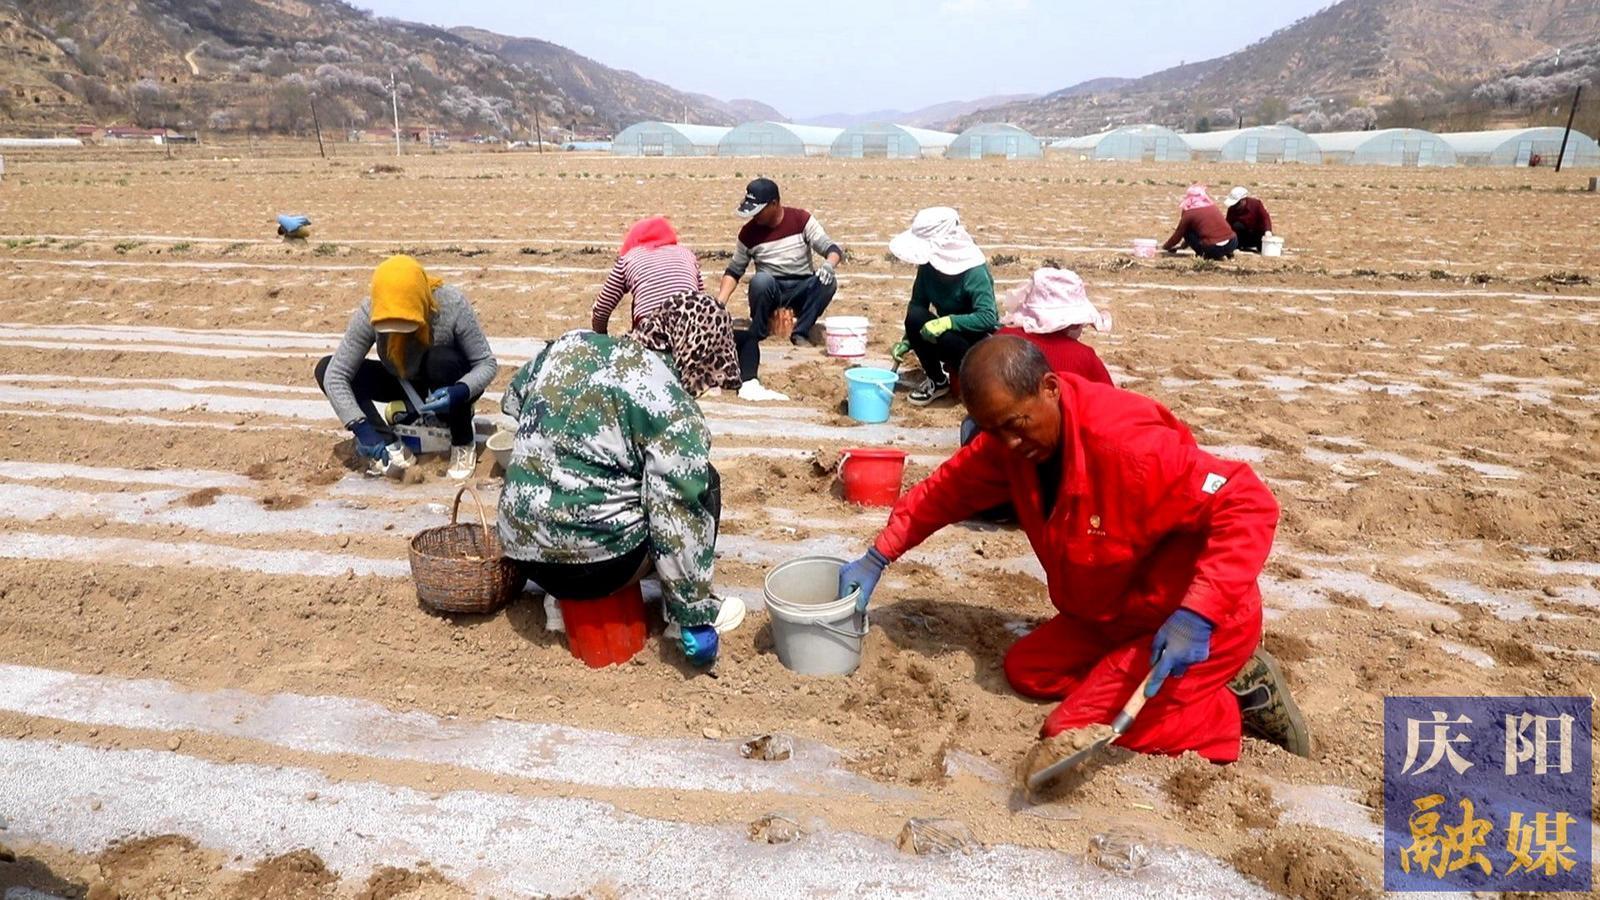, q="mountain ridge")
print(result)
[958,0,1600,135]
